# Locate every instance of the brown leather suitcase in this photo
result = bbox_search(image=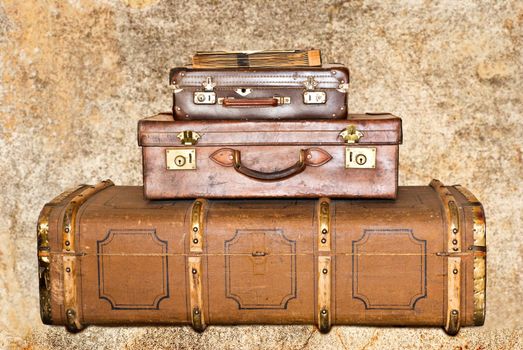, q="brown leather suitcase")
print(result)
[169,65,349,120]
[38,179,486,335]
[138,113,402,199]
